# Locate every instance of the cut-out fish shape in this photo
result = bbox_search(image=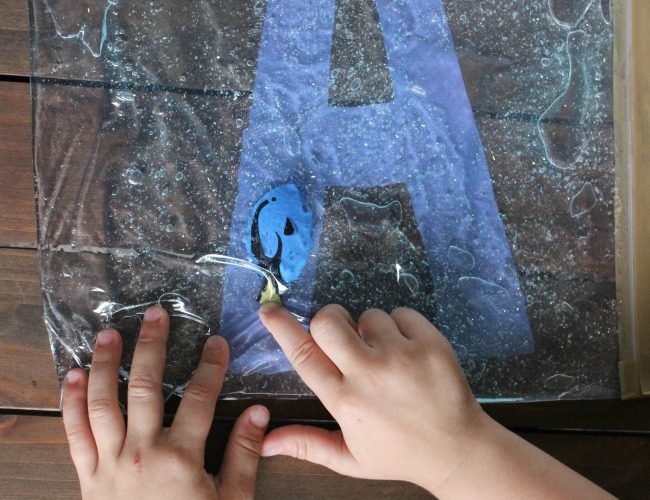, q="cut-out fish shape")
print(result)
[246,184,313,303]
